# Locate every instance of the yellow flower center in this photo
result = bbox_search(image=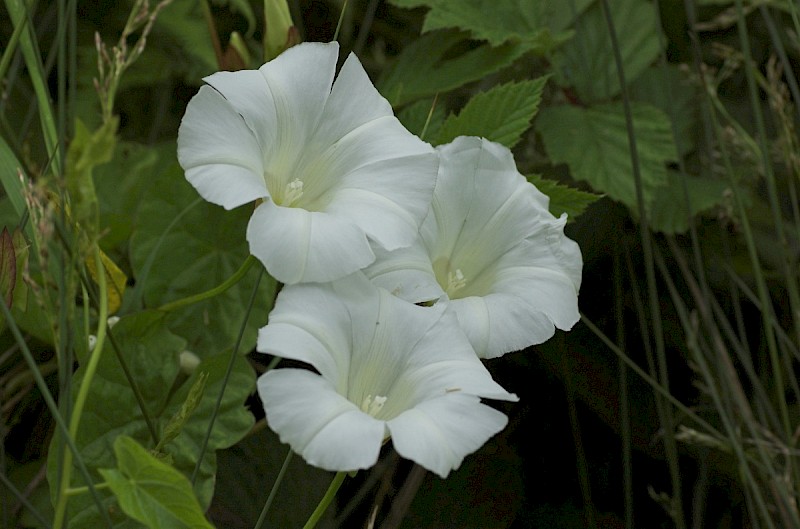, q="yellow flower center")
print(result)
[446,268,467,295]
